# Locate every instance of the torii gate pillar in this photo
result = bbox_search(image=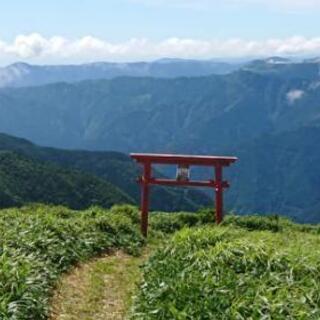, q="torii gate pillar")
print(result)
[130,153,237,237]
